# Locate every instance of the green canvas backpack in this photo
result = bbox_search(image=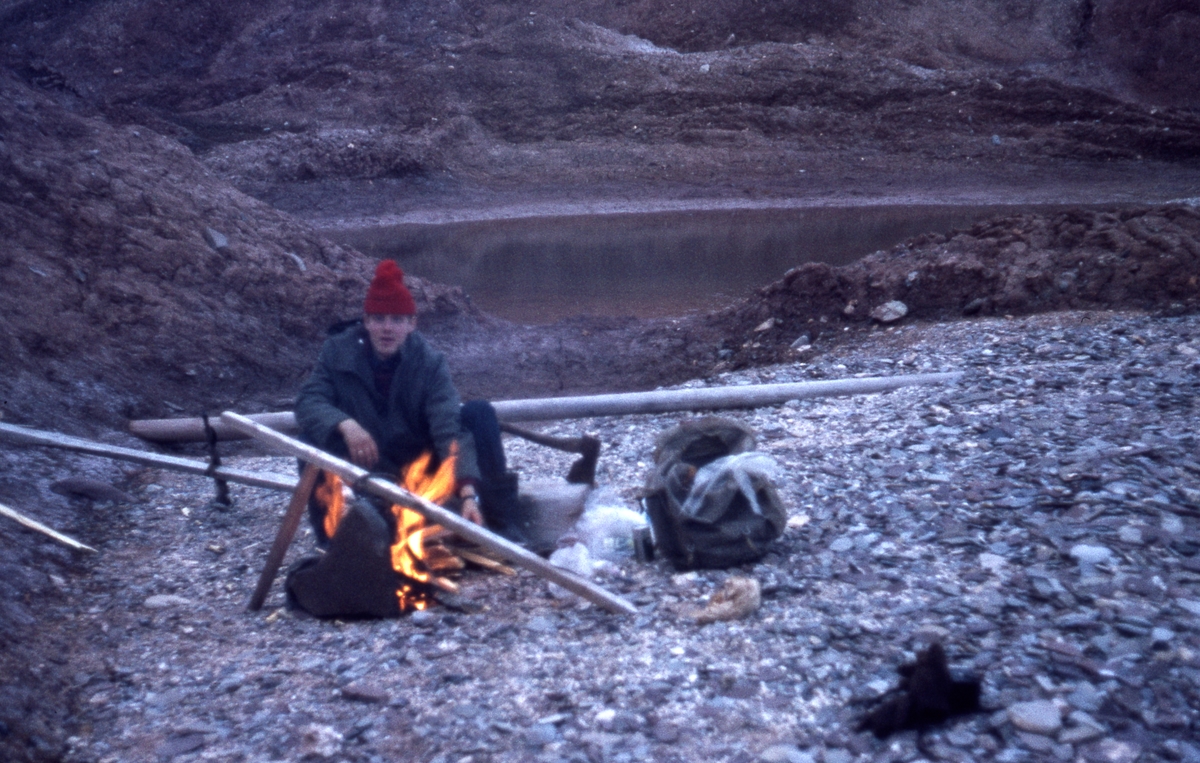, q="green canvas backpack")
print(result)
[642,417,786,570]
